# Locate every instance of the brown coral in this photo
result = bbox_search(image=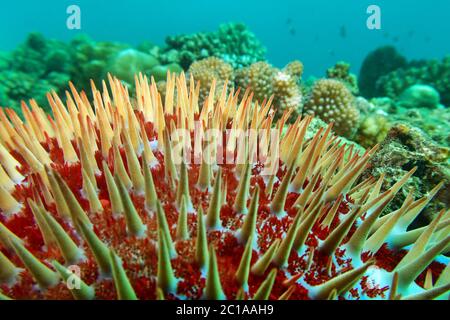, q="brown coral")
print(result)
[272,71,303,119]
[326,61,359,94]
[303,79,359,138]
[188,57,234,104]
[235,61,275,101]
[235,61,302,119]
[283,60,304,80]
